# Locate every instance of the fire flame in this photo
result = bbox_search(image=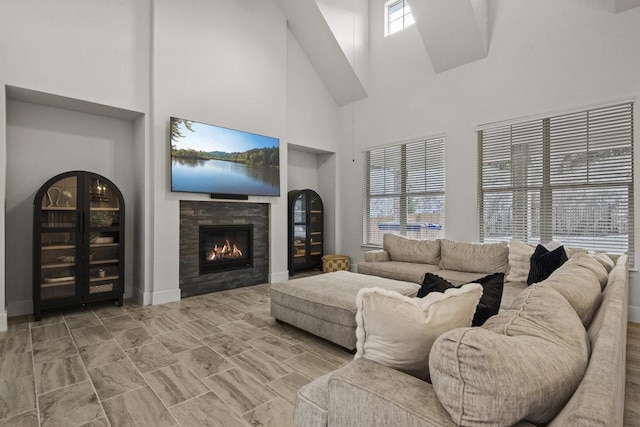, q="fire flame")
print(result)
[206,240,243,261]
